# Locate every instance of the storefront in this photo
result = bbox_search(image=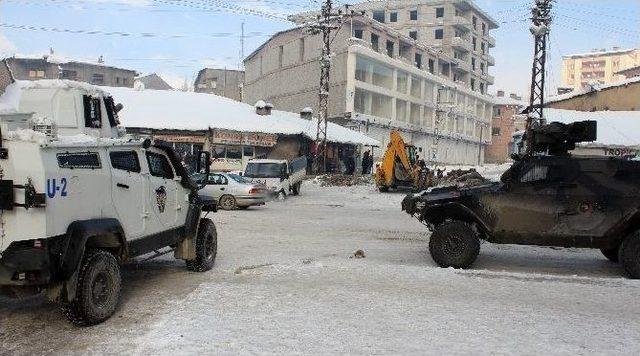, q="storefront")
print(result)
[209,129,279,172]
